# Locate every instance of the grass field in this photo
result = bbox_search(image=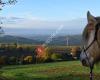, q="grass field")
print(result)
[0,61,100,80]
